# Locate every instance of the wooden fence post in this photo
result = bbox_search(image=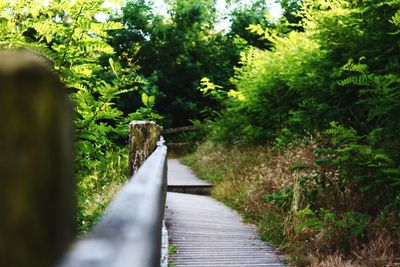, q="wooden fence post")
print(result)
[0,50,74,267]
[128,121,161,176]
